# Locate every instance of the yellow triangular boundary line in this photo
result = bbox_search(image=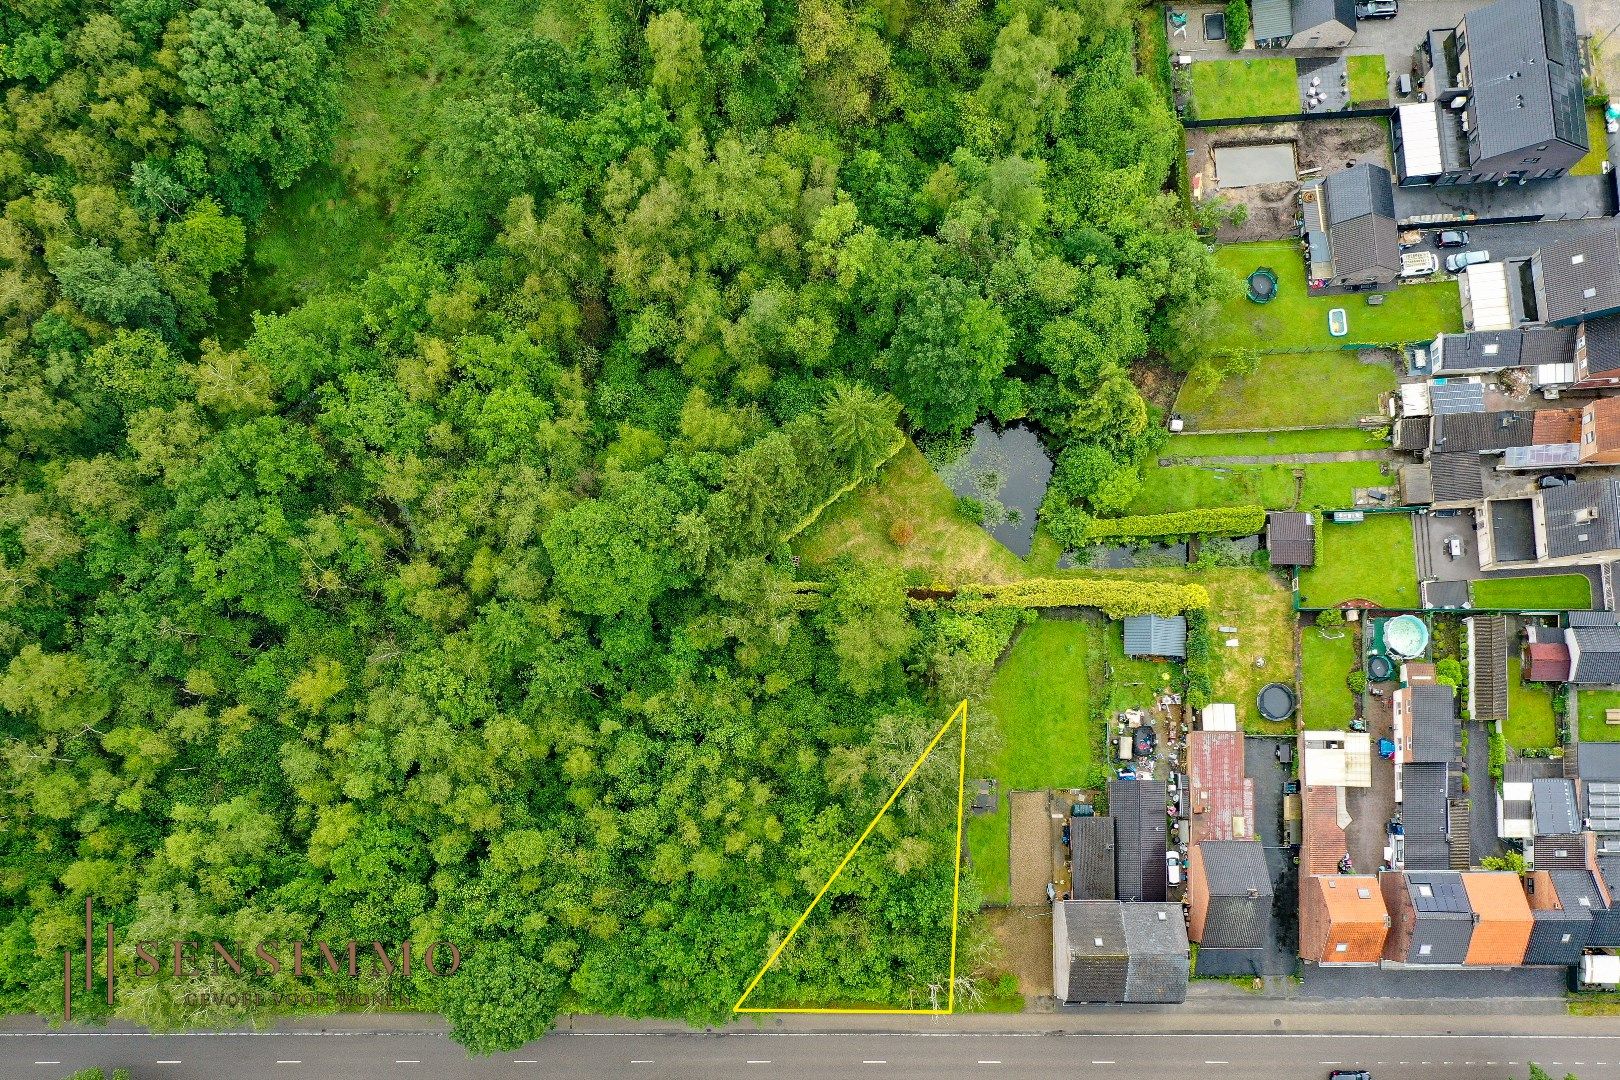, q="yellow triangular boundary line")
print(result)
[733,700,969,1015]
